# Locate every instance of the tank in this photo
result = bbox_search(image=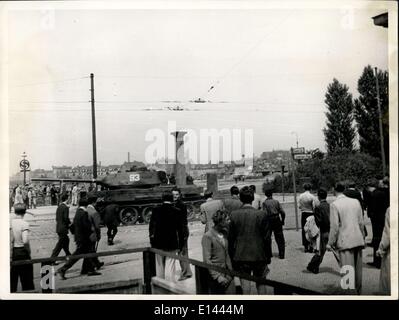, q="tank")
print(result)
[85,169,204,225]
